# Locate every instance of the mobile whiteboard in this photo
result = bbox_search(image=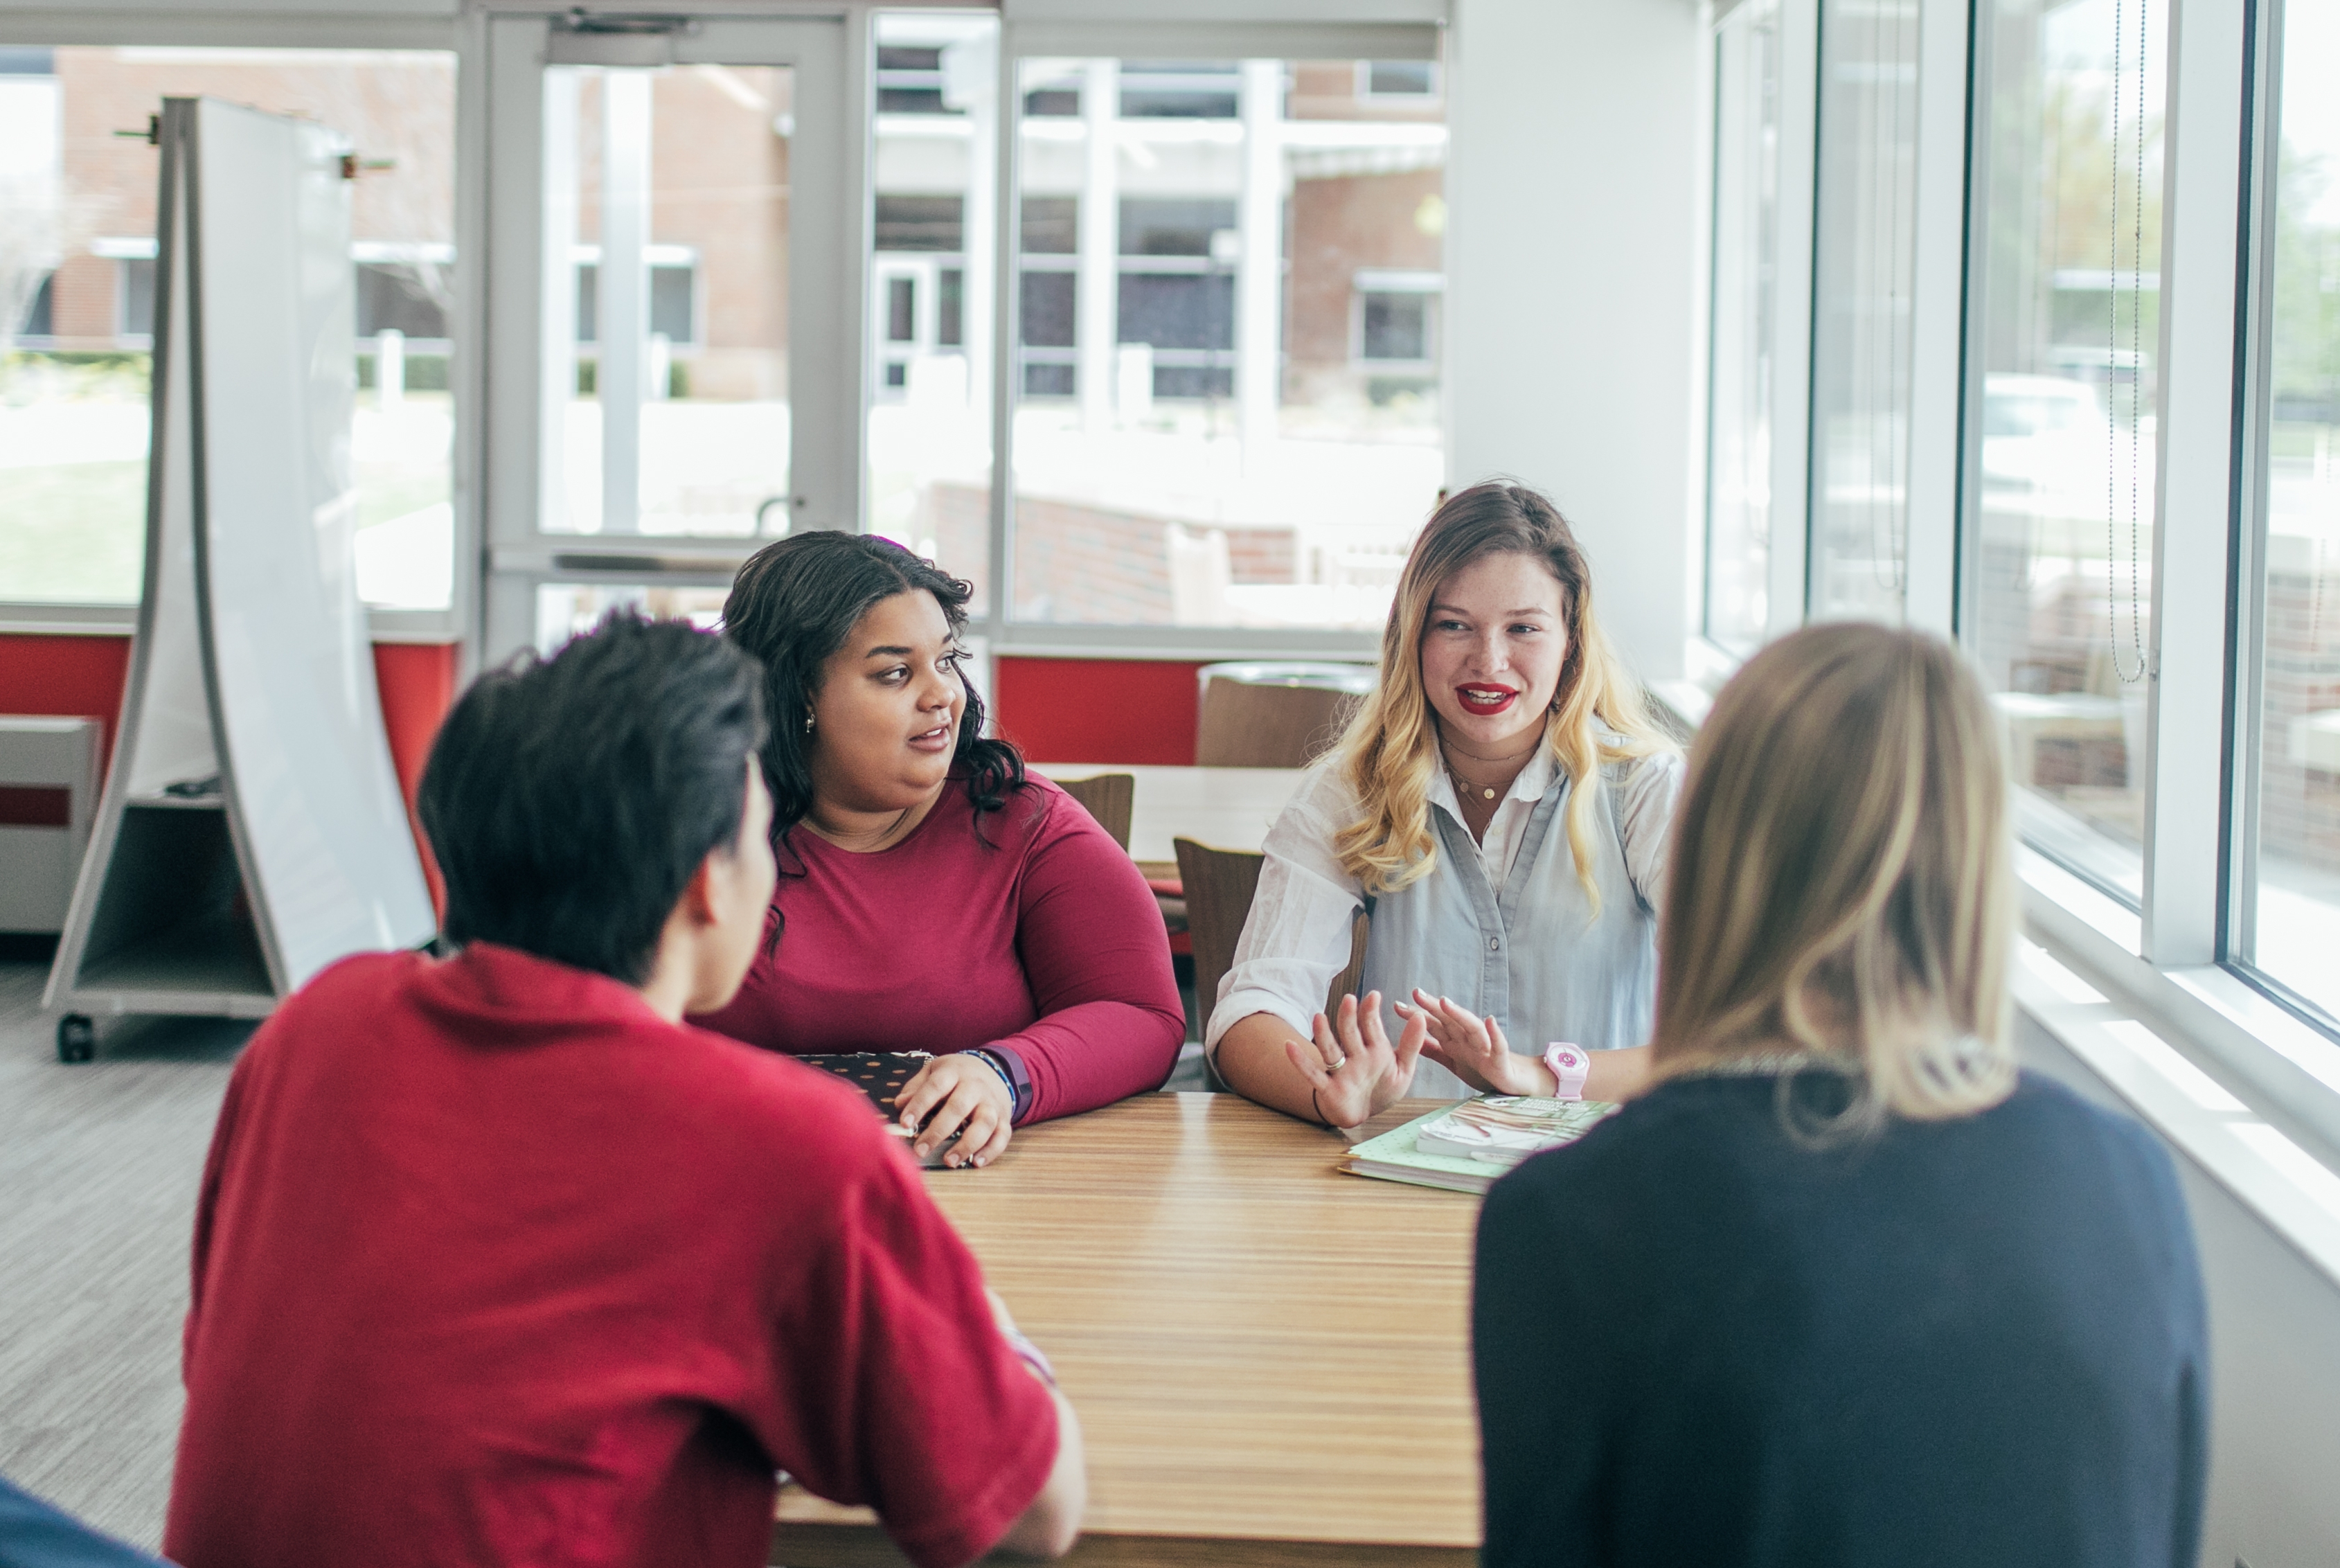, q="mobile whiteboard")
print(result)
[48,96,434,1032]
